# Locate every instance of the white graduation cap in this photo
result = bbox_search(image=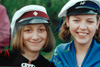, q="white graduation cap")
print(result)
[58,0,100,17]
[11,5,50,35]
